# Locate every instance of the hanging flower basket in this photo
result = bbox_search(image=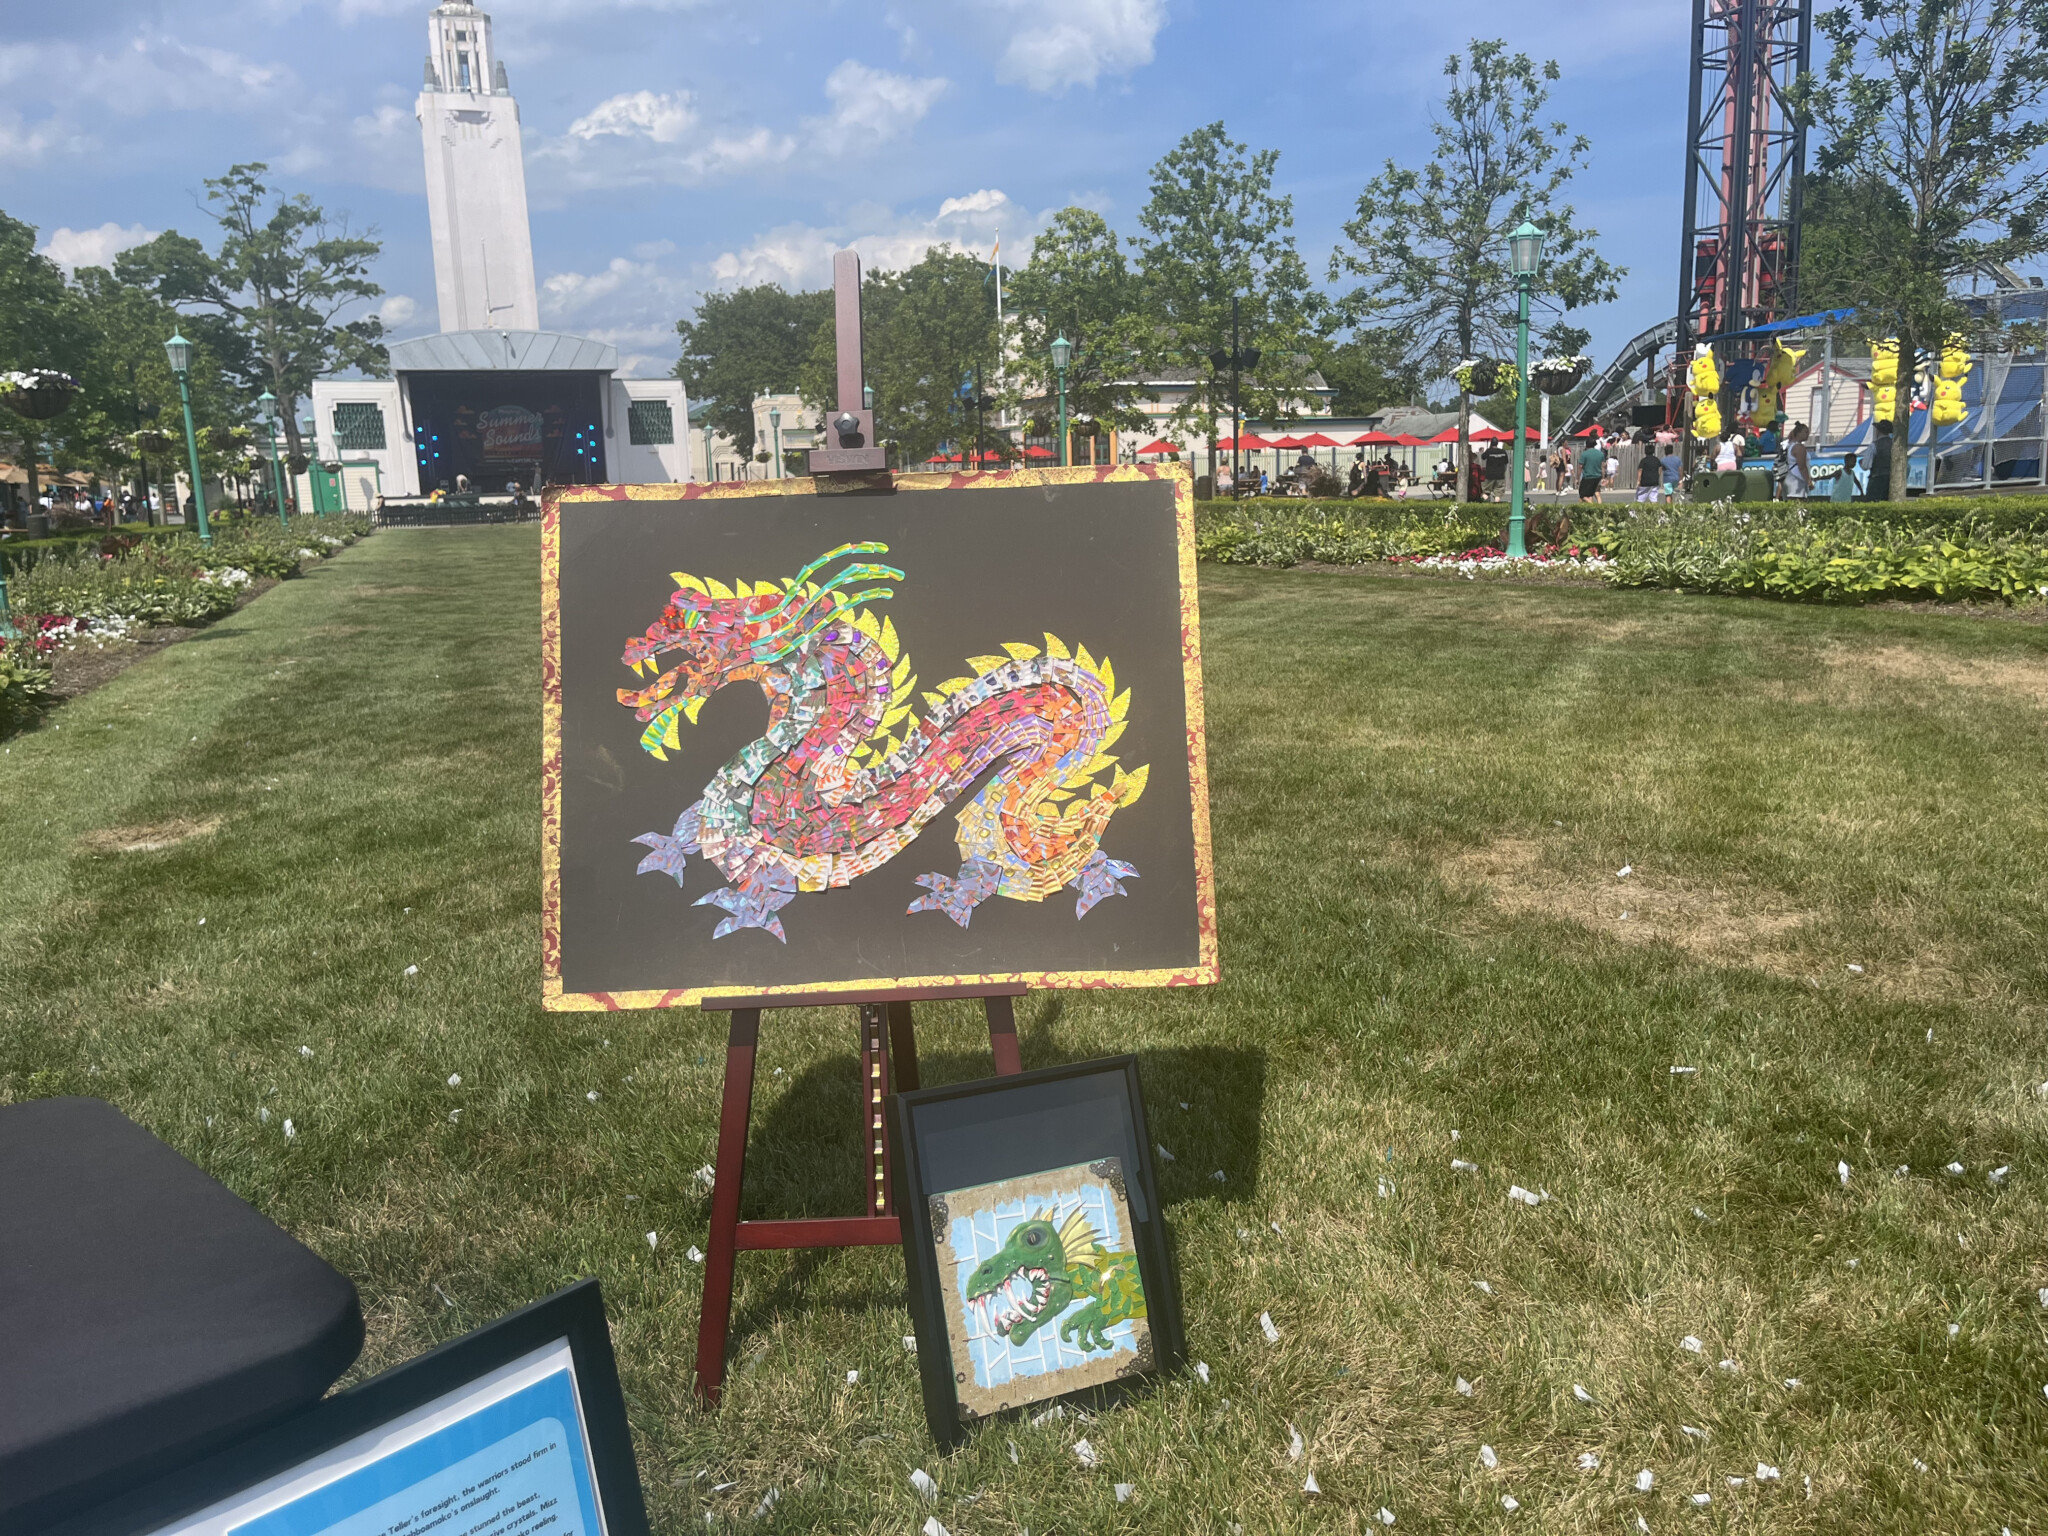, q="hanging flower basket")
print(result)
[131,428,176,457]
[288,452,311,476]
[1532,355,1591,395]
[0,369,82,421]
[1455,358,1507,397]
